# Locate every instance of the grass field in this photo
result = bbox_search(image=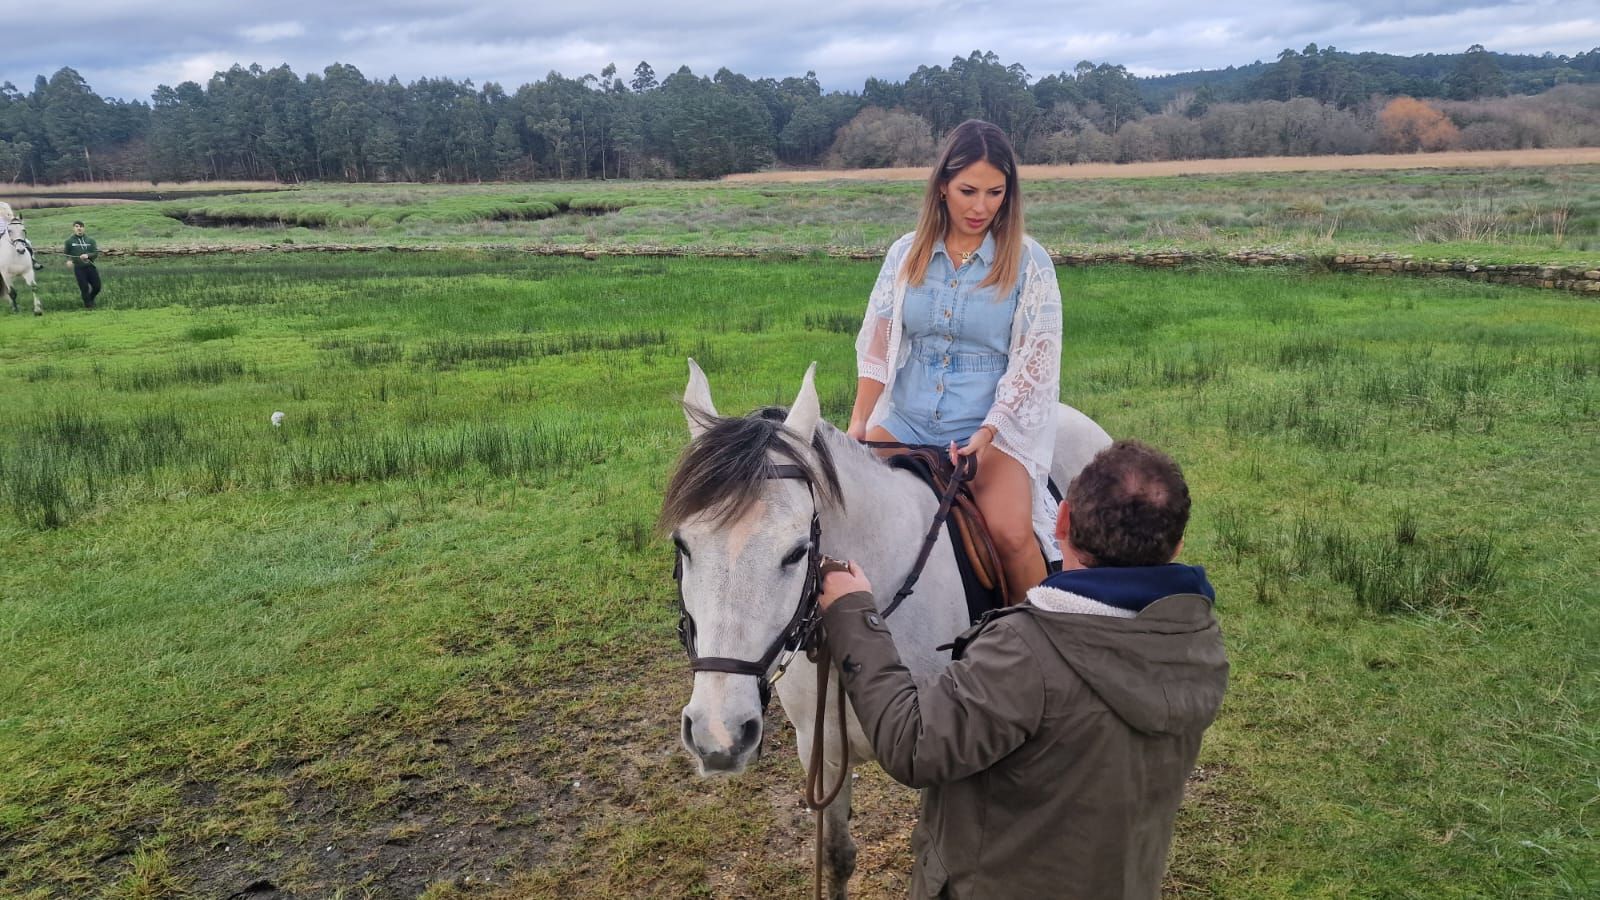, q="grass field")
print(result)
[0,251,1595,897]
[10,162,1600,267]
